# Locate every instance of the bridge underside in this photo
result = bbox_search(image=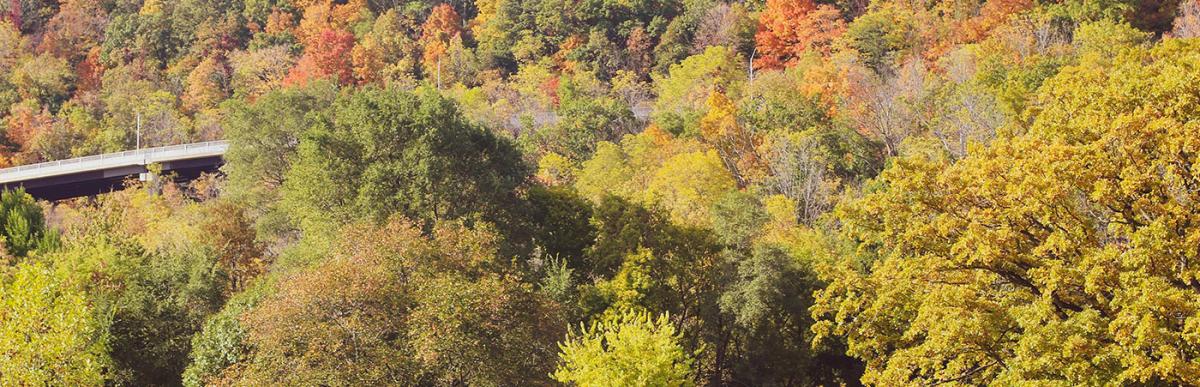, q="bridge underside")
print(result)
[1,156,224,201]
